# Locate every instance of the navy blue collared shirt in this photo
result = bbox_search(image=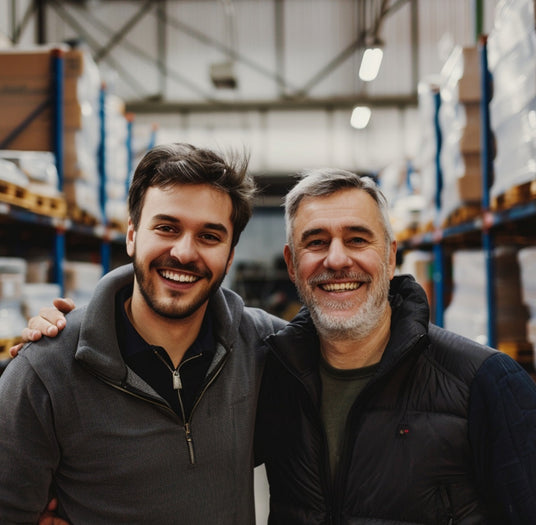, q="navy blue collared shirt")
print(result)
[115,284,217,420]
